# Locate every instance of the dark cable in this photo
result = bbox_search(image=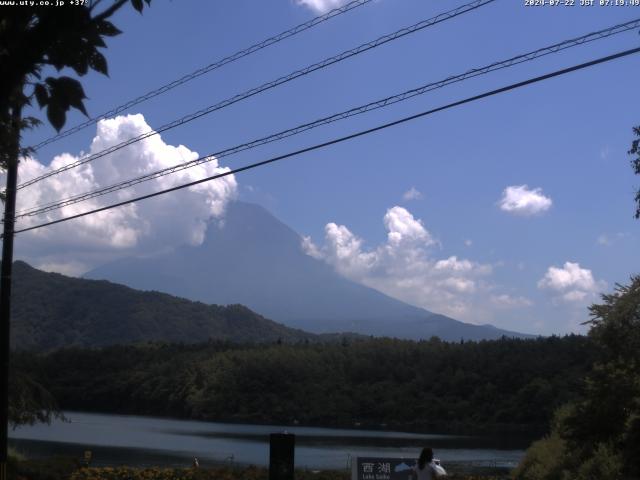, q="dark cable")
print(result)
[27,0,375,152]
